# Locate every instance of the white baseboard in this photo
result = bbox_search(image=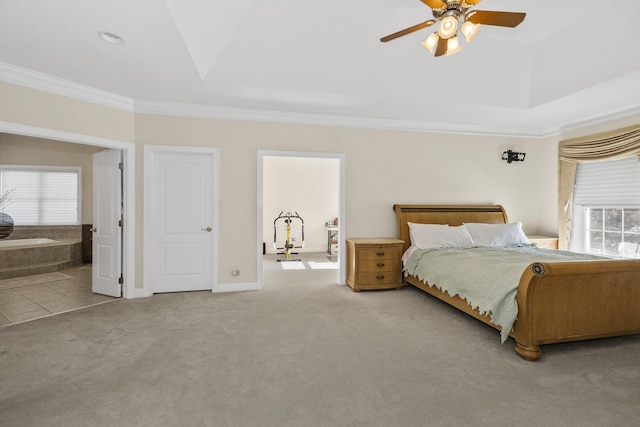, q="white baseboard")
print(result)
[131,287,153,299]
[127,282,259,298]
[214,281,260,293]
